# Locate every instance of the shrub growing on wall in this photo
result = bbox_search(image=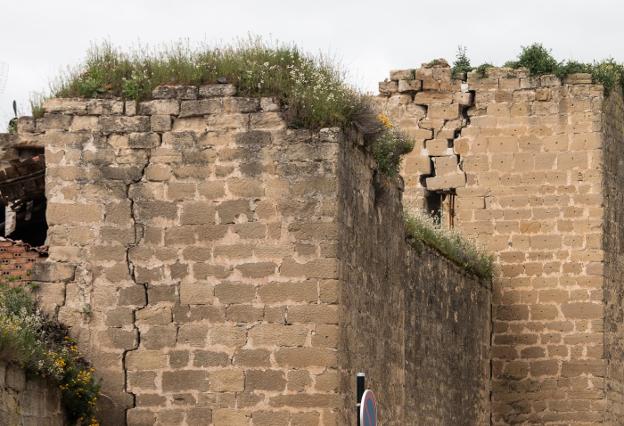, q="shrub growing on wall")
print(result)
[0,284,100,425]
